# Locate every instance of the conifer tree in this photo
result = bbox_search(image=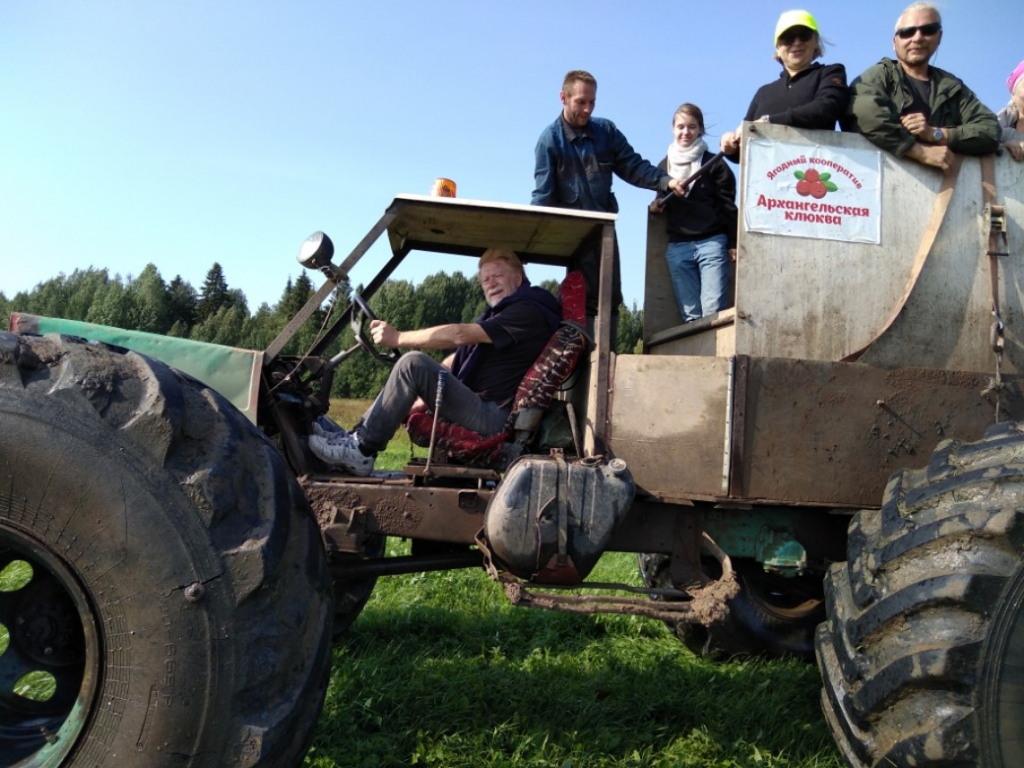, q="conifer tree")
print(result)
[196,263,230,323]
[167,276,198,332]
